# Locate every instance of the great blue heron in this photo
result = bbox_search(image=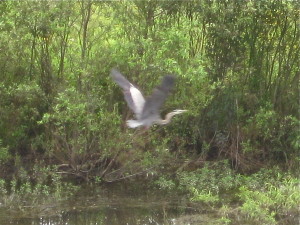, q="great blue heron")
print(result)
[111,69,187,128]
